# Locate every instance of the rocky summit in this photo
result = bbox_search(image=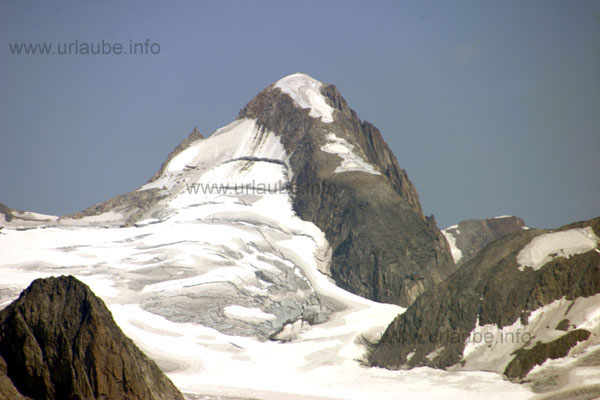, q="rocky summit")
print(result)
[0,276,184,400]
[239,73,455,306]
